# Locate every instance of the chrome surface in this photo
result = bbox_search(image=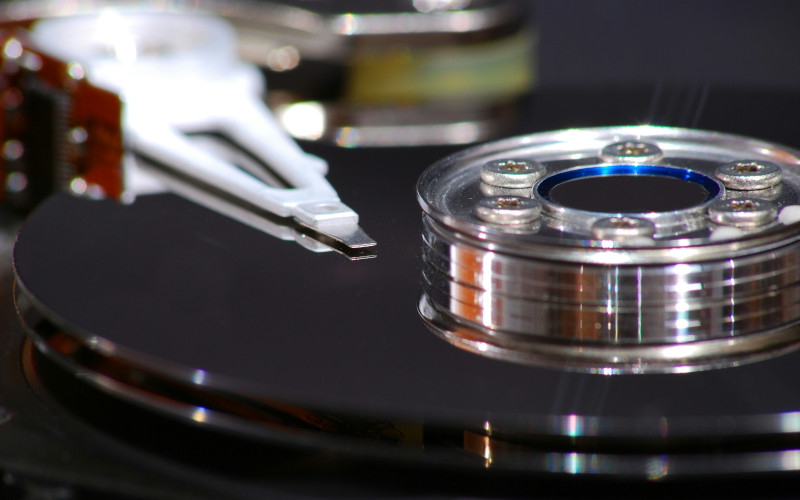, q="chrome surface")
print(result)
[328,1,516,38]
[417,126,800,373]
[1,0,522,56]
